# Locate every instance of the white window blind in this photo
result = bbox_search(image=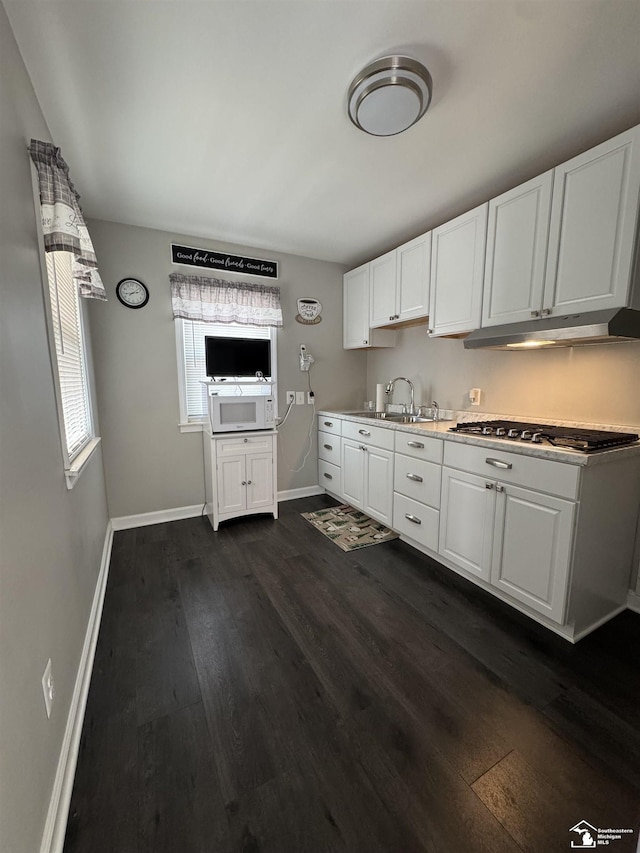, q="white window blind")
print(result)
[179,320,273,421]
[45,252,92,459]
